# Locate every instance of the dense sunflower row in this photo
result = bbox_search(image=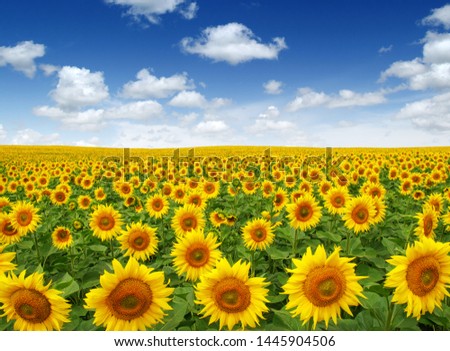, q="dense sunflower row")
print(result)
[1,146,450,331]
